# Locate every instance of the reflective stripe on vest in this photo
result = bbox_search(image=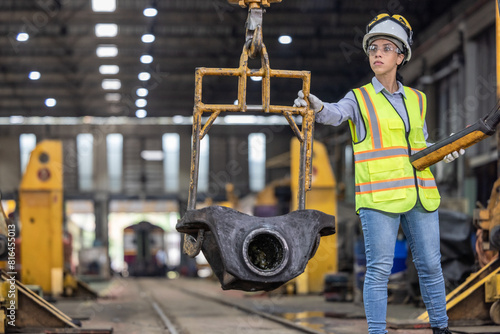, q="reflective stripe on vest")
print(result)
[357,87,383,149]
[350,83,440,213]
[354,147,425,162]
[355,176,437,194]
[408,88,426,121]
